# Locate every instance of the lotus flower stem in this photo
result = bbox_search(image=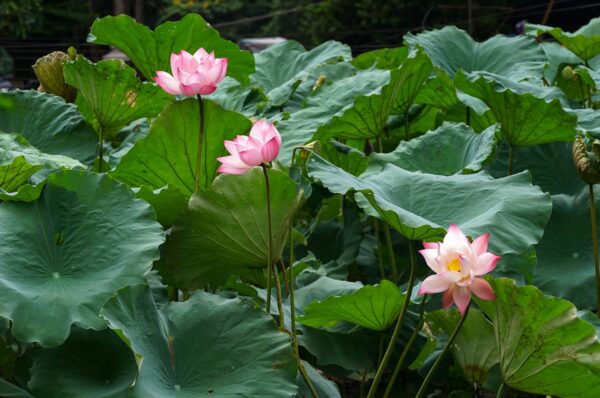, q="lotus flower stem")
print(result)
[374,219,386,279]
[383,294,428,398]
[272,261,285,330]
[278,258,290,296]
[194,95,206,191]
[589,184,600,313]
[97,125,104,173]
[262,164,273,313]
[367,239,417,398]
[496,381,505,398]
[507,144,513,176]
[383,224,399,281]
[415,304,471,398]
